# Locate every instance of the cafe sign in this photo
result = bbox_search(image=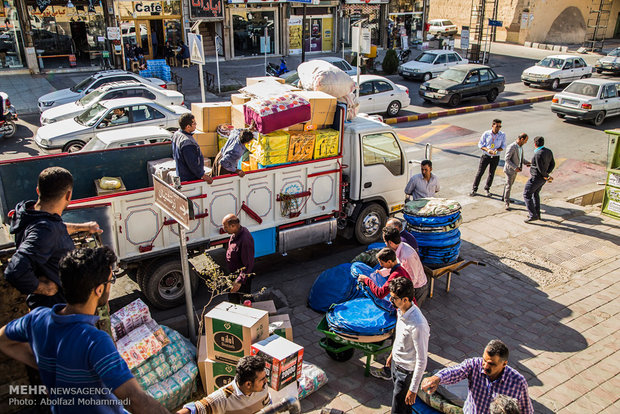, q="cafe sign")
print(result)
[131,1,162,16]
